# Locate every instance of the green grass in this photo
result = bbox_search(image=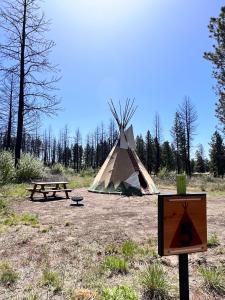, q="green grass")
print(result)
[199,266,225,296]
[102,256,128,275]
[101,285,138,300]
[208,233,220,248]
[3,213,39,227]
[0,261,19,285]
[0,199,9,215]
[25,293,39,300]
[40,270,62,290]
[121,240,138,259]
[105,243,119,255]
[140,263,170,299]
[0,183,29,197]
[68,174,94,189]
